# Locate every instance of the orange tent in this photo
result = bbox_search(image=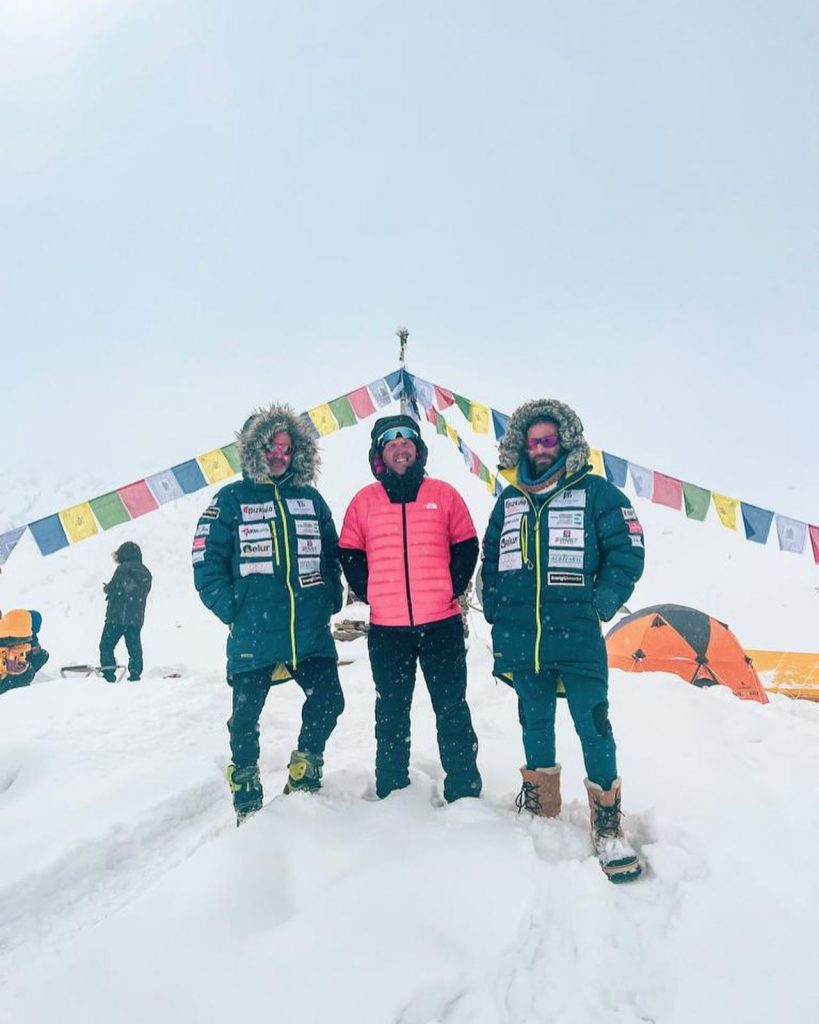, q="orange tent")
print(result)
[606,604,768,704]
